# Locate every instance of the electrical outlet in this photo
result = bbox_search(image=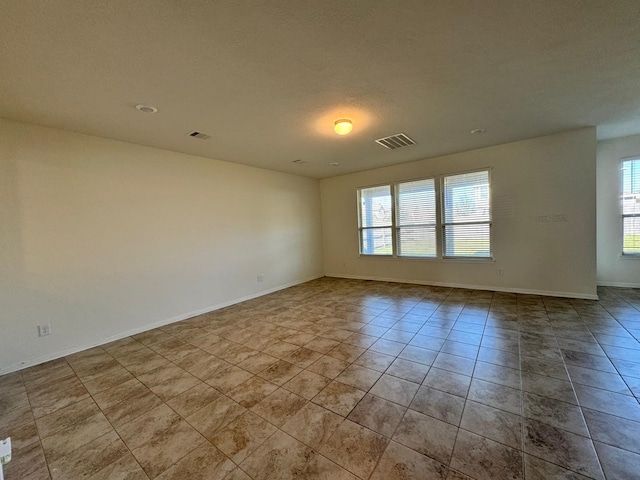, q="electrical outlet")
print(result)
[497,269,504,276]
[257,274,264,283]
[37,324,52,337]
